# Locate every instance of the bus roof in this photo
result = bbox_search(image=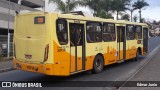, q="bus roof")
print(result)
[57,13,147,26]
[17,11,148,27]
